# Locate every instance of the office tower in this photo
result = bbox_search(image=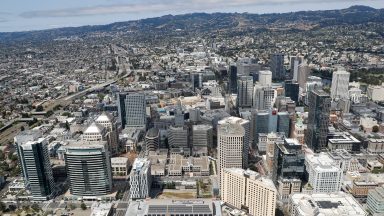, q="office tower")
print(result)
[117,92,128,127]
[367,187,384,216]
[17,137,55,201]
[189,108,201,123]
[253,109,290,148]
[305,89,331,152]
[130,158,151,199]
[293,118,305,145]
[192,124,213,148]
[253,85,276,110]
[218,117,250,172]
[221,168,276,216]
[270,53,285,80]
[297,63,310,89]
[258,70,272,86]
[285,80,299,103]
[236,58,260,76]
[290,56,304,81]
[331,70,350,100]
[168,125,189,148]
[237,76,254,108]
[304,77,323,105]
[228,65,238,94]
[125,93,146,129]
[174,108,184,127]
[95,112,119,156]
[277,111,290,137]
[65,140,112,198]
[217,122,245,178]
[273,138,305,201]
[145,128,160,155]
[191,73,202,91]
[305,153,343,193]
